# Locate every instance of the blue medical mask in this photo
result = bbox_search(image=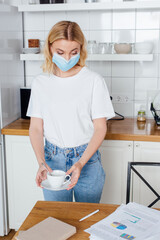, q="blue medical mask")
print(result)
[52,53,80,72]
